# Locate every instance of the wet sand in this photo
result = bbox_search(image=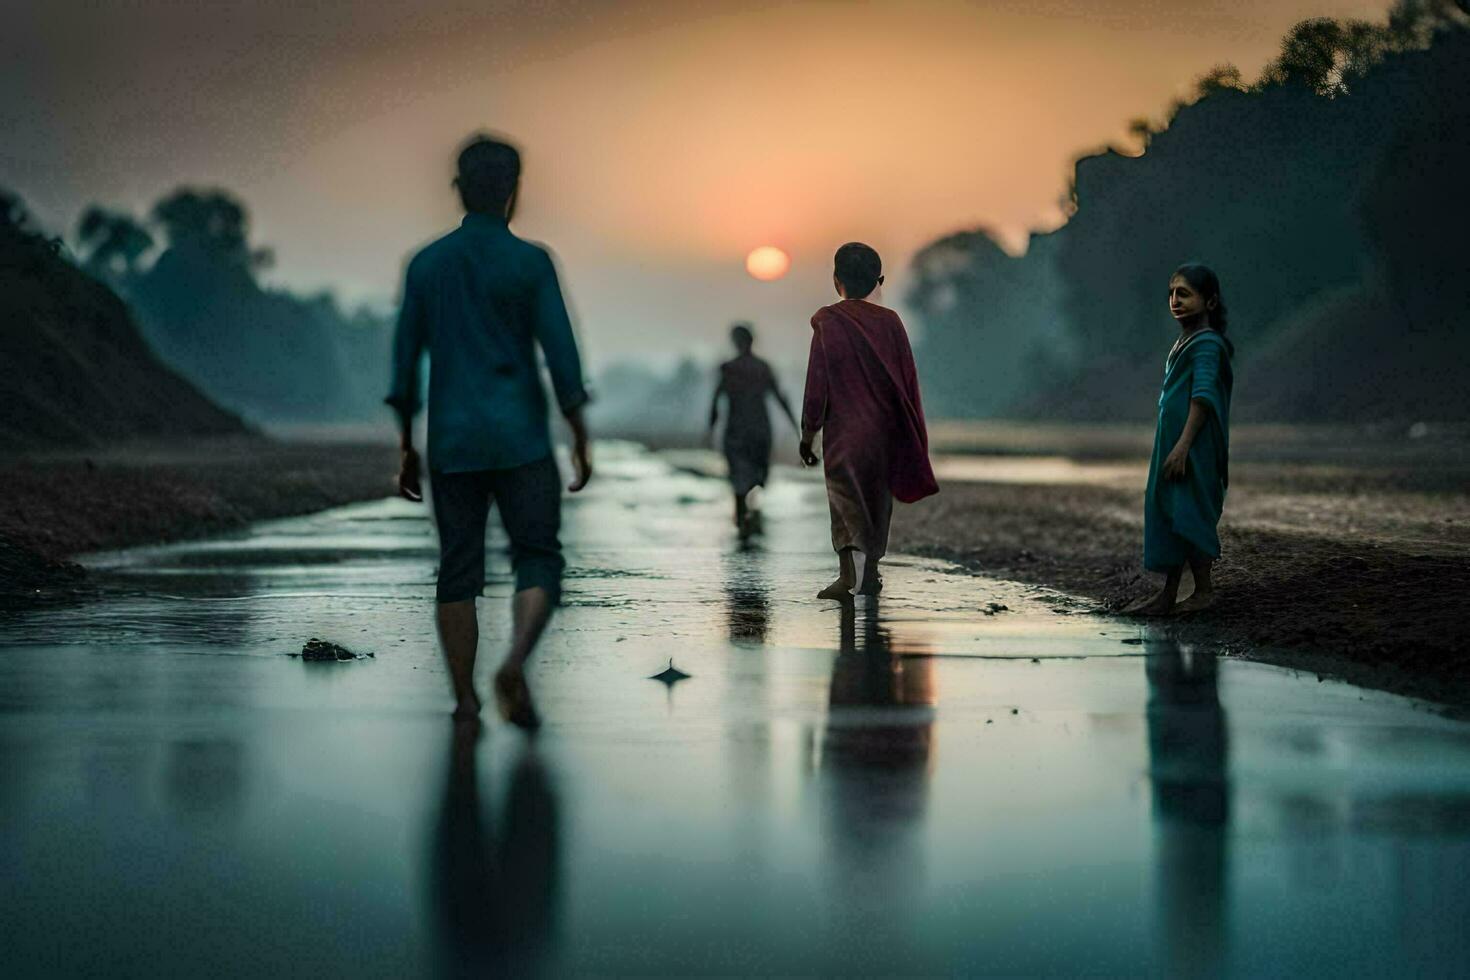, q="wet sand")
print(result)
[6,428,1469,709]
[0,438,397,608]
[893,430,1470,708]
[660,420,1470,709]
[3,443,1470,975]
